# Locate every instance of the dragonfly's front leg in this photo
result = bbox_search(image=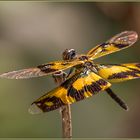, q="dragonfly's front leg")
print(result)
[52,70,67,84]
